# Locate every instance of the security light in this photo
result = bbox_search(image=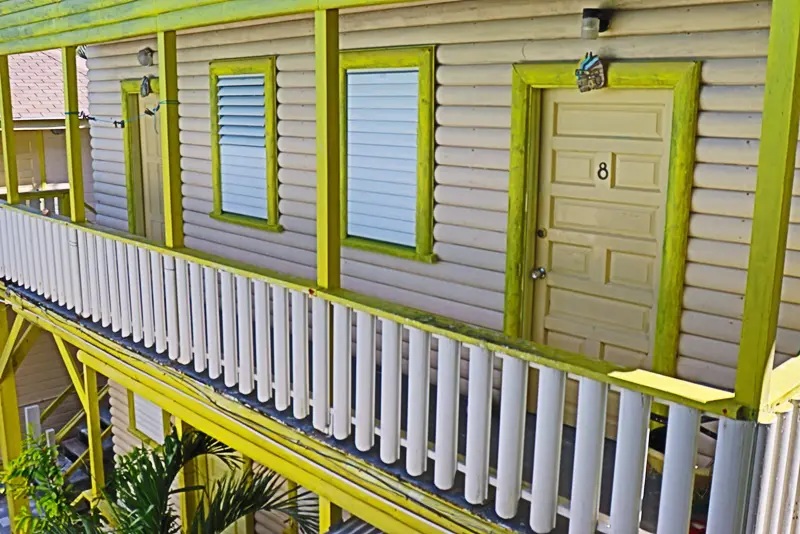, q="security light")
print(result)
[581,8,611,40]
